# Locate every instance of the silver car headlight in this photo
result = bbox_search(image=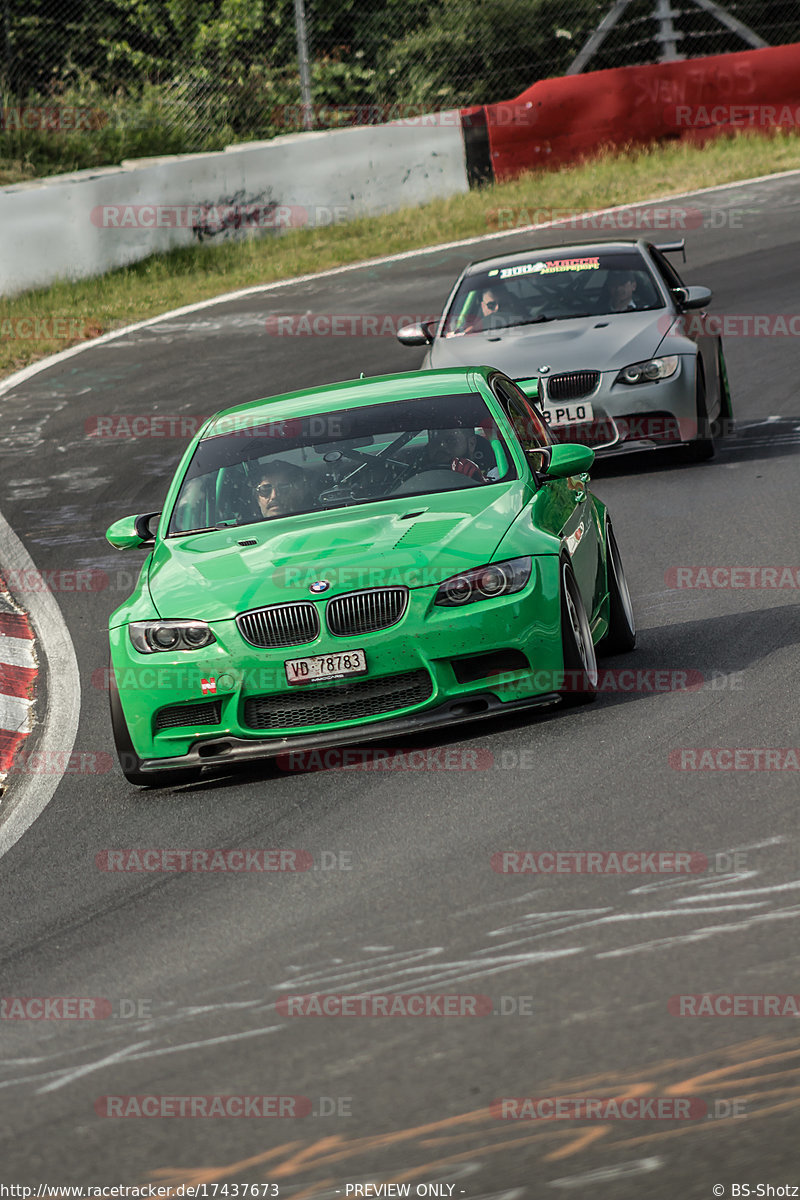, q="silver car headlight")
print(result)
[129,620,216,654]
[615,356,679,385]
